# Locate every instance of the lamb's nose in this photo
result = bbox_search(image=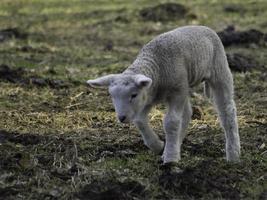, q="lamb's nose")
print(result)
[119,115,126,123]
